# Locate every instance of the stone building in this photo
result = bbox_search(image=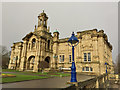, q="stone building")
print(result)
[8,11,114,75]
